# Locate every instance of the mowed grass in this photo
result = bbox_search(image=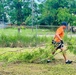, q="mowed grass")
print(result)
[0,61,76,75]
[0,48,76,75]
[0,28,55,36]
